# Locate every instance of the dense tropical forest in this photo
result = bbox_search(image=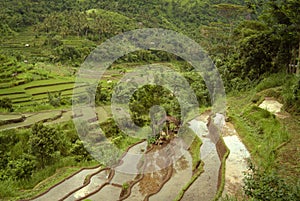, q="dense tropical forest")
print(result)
[0,0,299,200]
